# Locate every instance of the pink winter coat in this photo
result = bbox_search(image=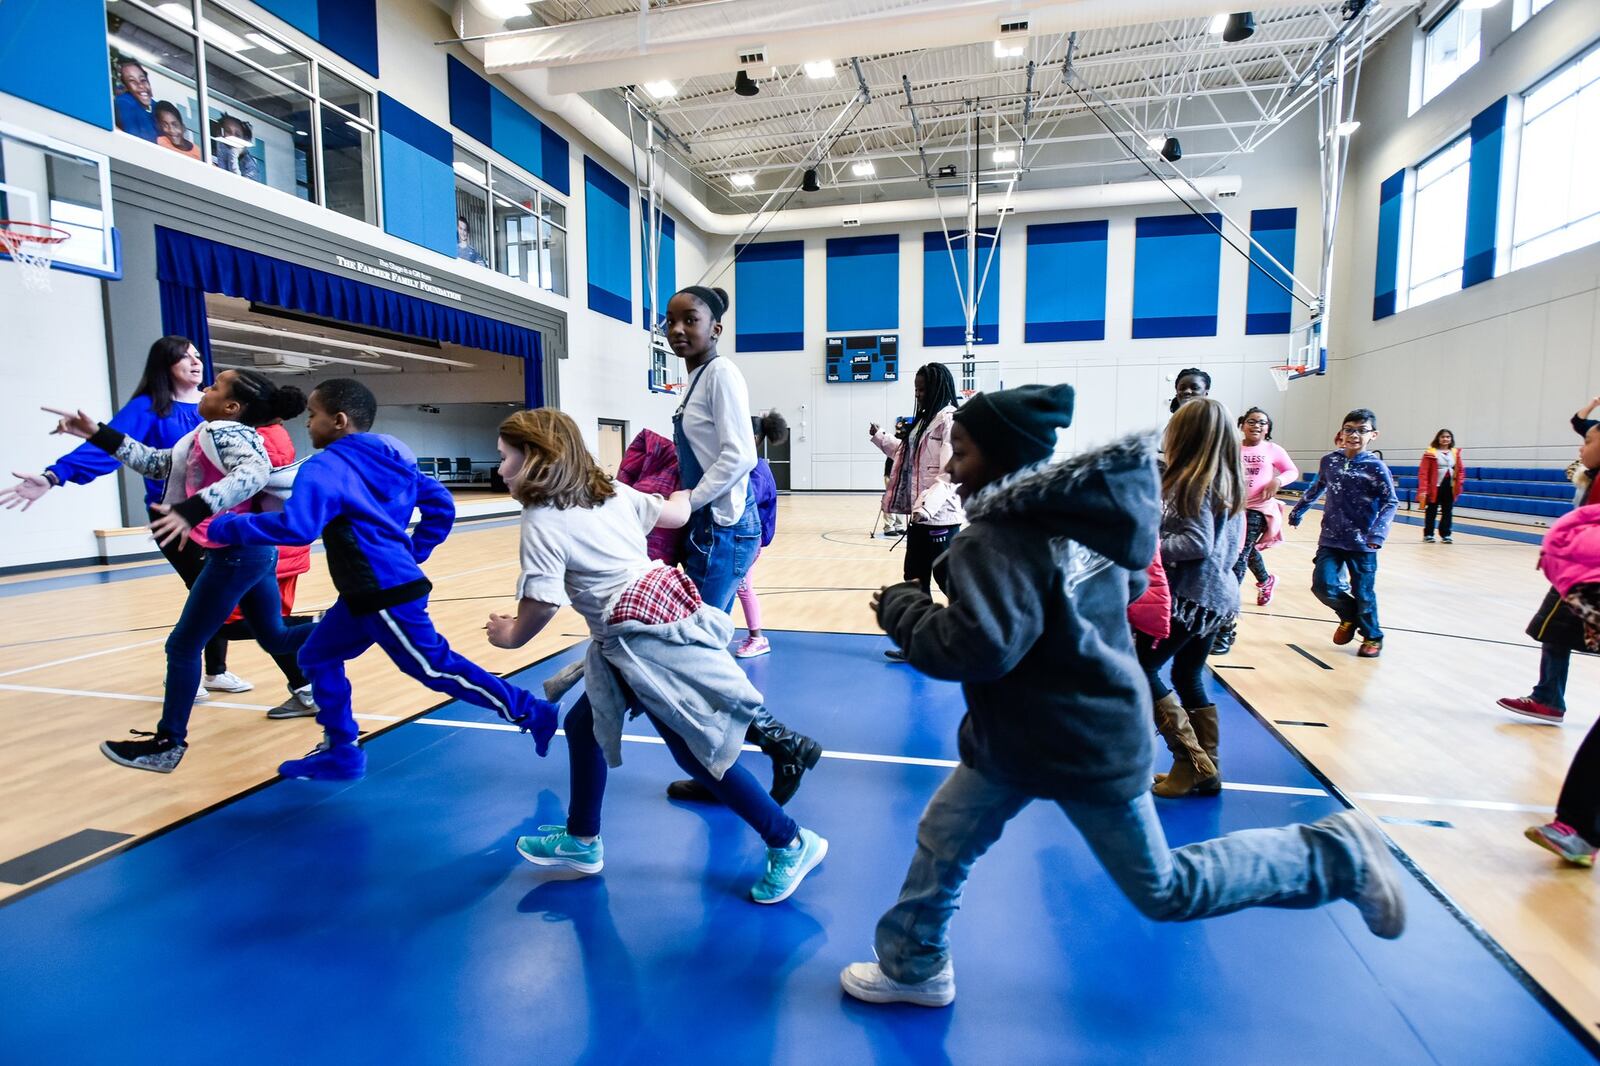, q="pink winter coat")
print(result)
[1129,544,1172,642]
[873,406,965,527]
[1539,504,1600,597]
